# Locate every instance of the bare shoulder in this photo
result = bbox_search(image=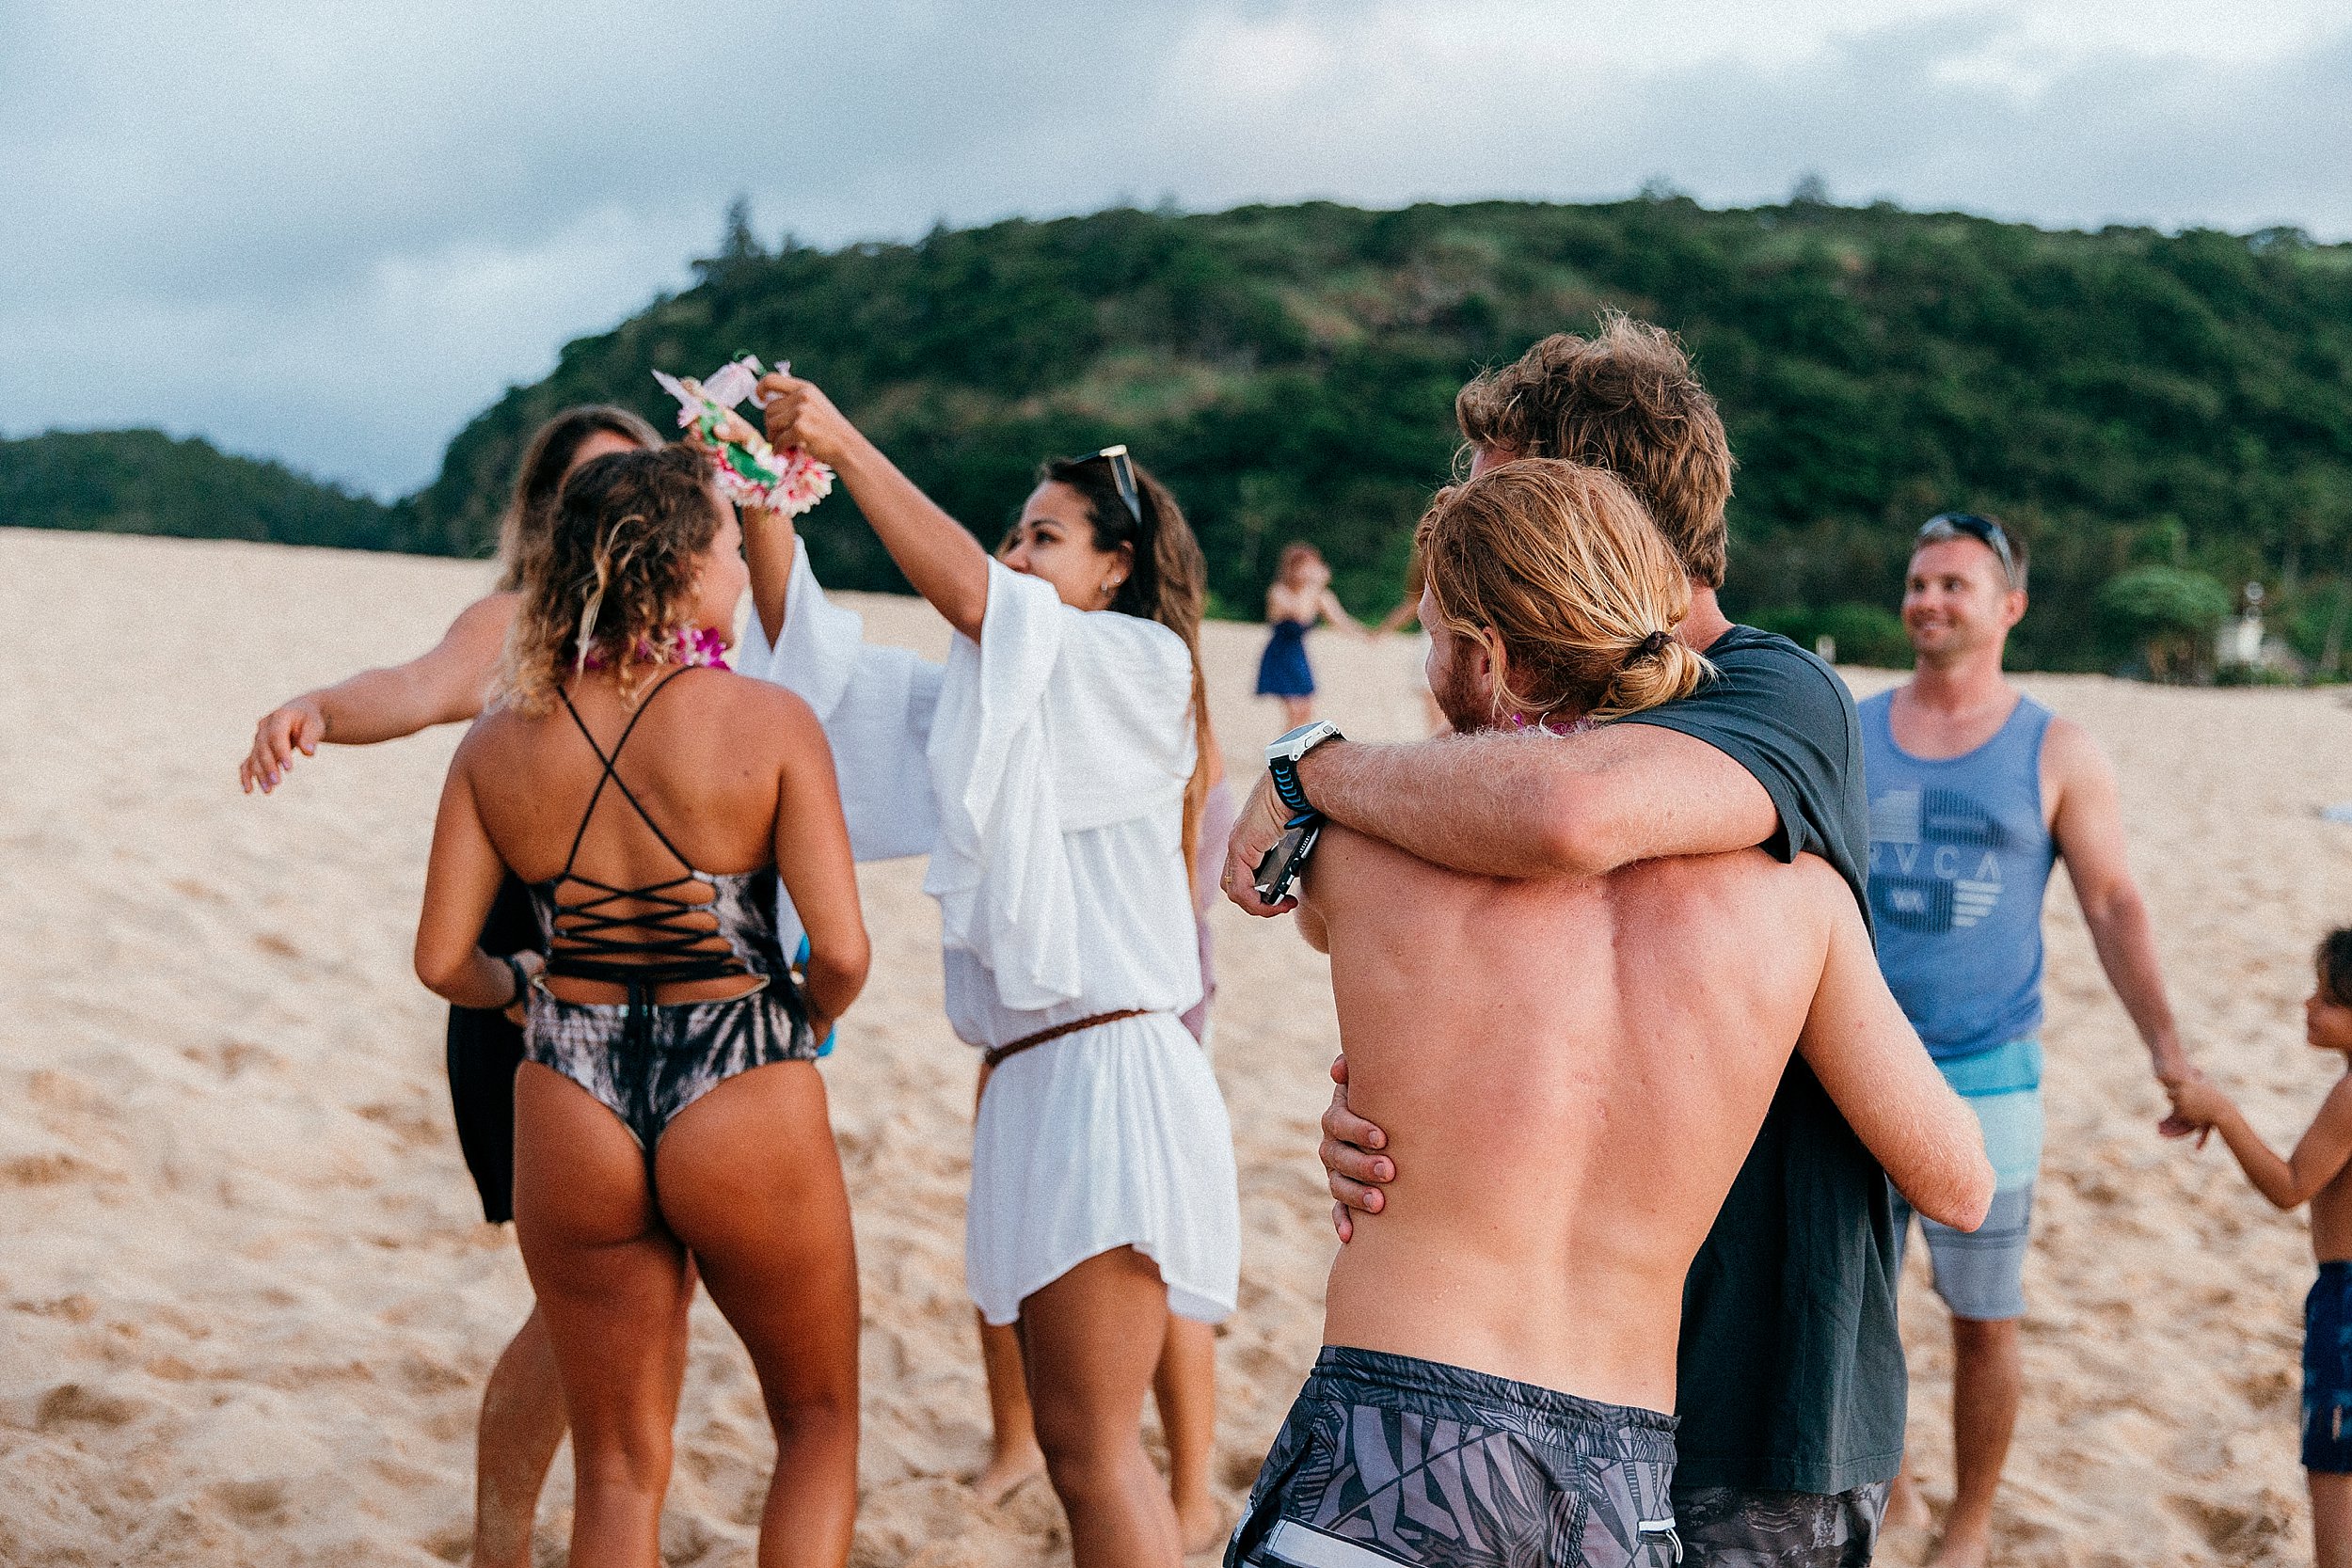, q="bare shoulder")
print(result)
[1618,841,1817,894]
[1620,845,1844,941]
[2315,1070,2352,1131]
[1306,819,1406,886]
[1304,820,1464,909]
[2040,711,2114,788]
[450,700,531,779]
[672,669,827,770]
[706,665,820,727]
[448,590,519,641]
